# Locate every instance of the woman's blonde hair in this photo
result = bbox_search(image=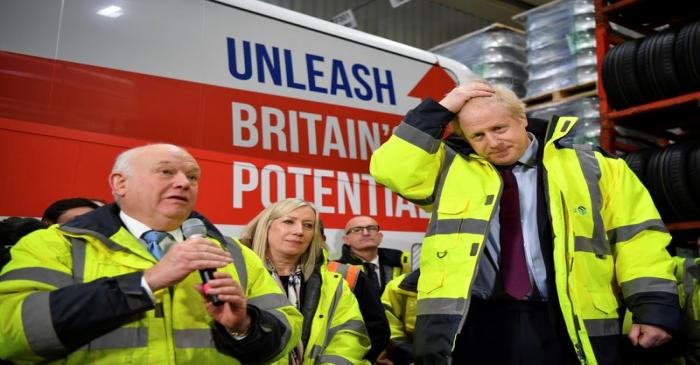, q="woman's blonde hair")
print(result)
[240,198,326,279]
[450,81,526,138]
